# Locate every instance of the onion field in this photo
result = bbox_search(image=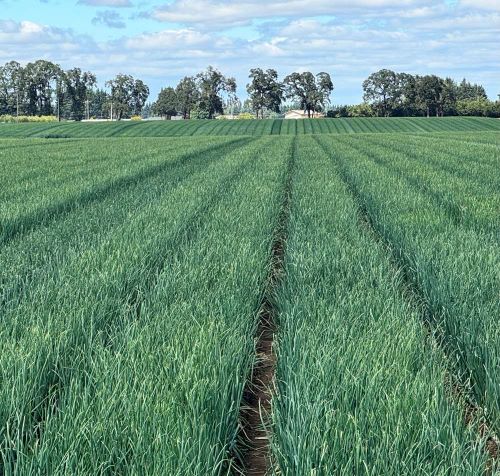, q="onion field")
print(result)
[0,120,499,475]
[0,116,500,139]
